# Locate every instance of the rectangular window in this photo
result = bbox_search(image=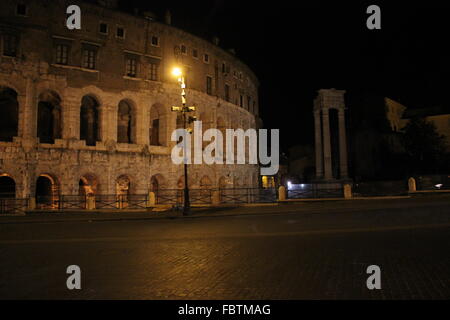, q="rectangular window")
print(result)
[206,76,212,95]
[99,23,108,34]
[55,44,69,65]
[247,96,251,111]
[16,4,27,16]
[181,45,187,55]
[116,27,125,38]
[192,49,198,58]
[222,63,226,73]
[204,53,209,63]
[2,34,18,57]
[82,47,97,69]
[225,84,230,102]
[240,95,243,107]
[151,36,159,46]
[125,57,138,77]
[149,63,158,81]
